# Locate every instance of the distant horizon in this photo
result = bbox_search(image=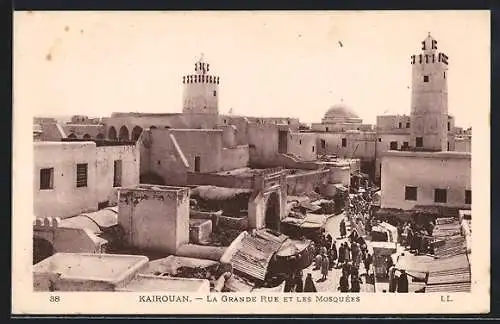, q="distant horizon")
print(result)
[17,11,490,129]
